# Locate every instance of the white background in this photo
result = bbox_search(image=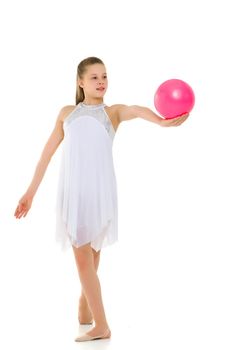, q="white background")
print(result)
[0,0,232,349]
